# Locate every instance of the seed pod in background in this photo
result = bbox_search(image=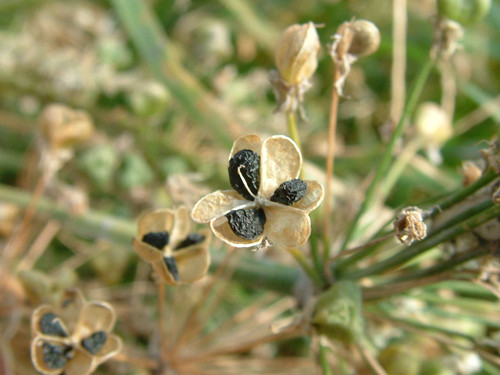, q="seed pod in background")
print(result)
[339,19,381,58]
[39,104,94,150]
[437,0,491,25]
[275,22,320,86]
[414,102,453,146]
